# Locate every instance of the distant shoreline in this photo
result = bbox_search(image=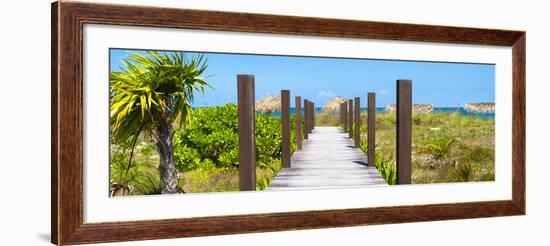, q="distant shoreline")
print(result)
[192,106,495,119]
